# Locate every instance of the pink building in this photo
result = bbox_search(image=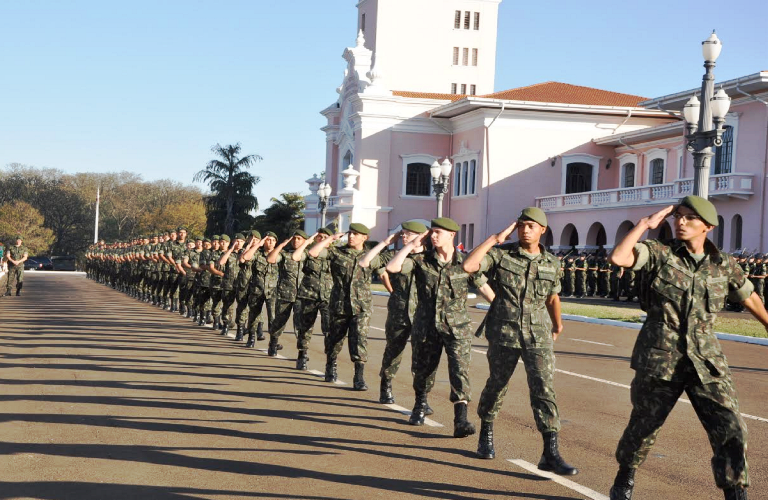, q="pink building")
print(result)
[304,1,768,253]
